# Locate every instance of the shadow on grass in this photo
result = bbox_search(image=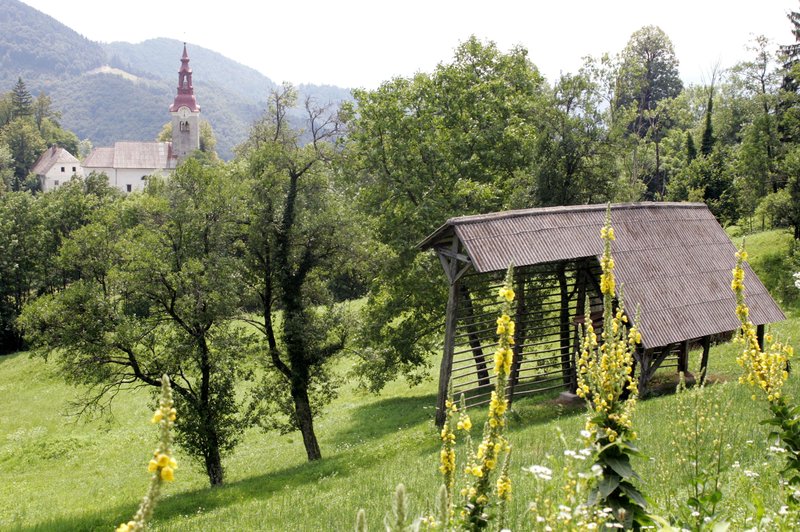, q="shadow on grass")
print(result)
[327,393,437,445]
[9,435,405,532]
[0,351,25,365]
[13,394,464,531]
